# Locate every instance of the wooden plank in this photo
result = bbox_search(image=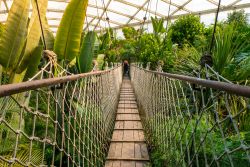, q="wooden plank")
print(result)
[118,104,125,108]
[112,130,124,140]
[112,161,121,167]
[120,94,135,98]
[135,162,148,167]
[134,143,141,158]
[115,143,123,158]
[117,109,139,114]
[120,91,134,93]
[140,144,149,159]
[121,161,135,167]
[133,114,140,120]
[117,114,140,121]
[122,143,135,158]
[134,121,143,129]
[115,121,124,129]
[133,130,140,141]
[138,131,145,141]
[105,161,113,167]
[111,140,145,142]
[120,94,135,96]
[119,98,136,100]
[119,101,136,104]
[107,157,149,161]
[123,130,134,141]
[124,121,134,129]
[108,143,116,157]
[105,78,150,166]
